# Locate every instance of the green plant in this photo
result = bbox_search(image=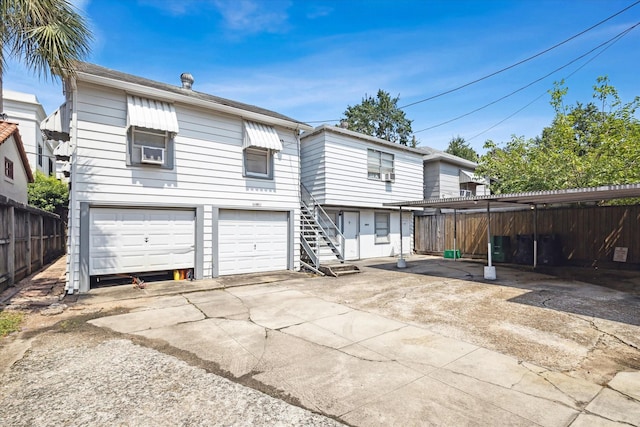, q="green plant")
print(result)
[0,310,24,337]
